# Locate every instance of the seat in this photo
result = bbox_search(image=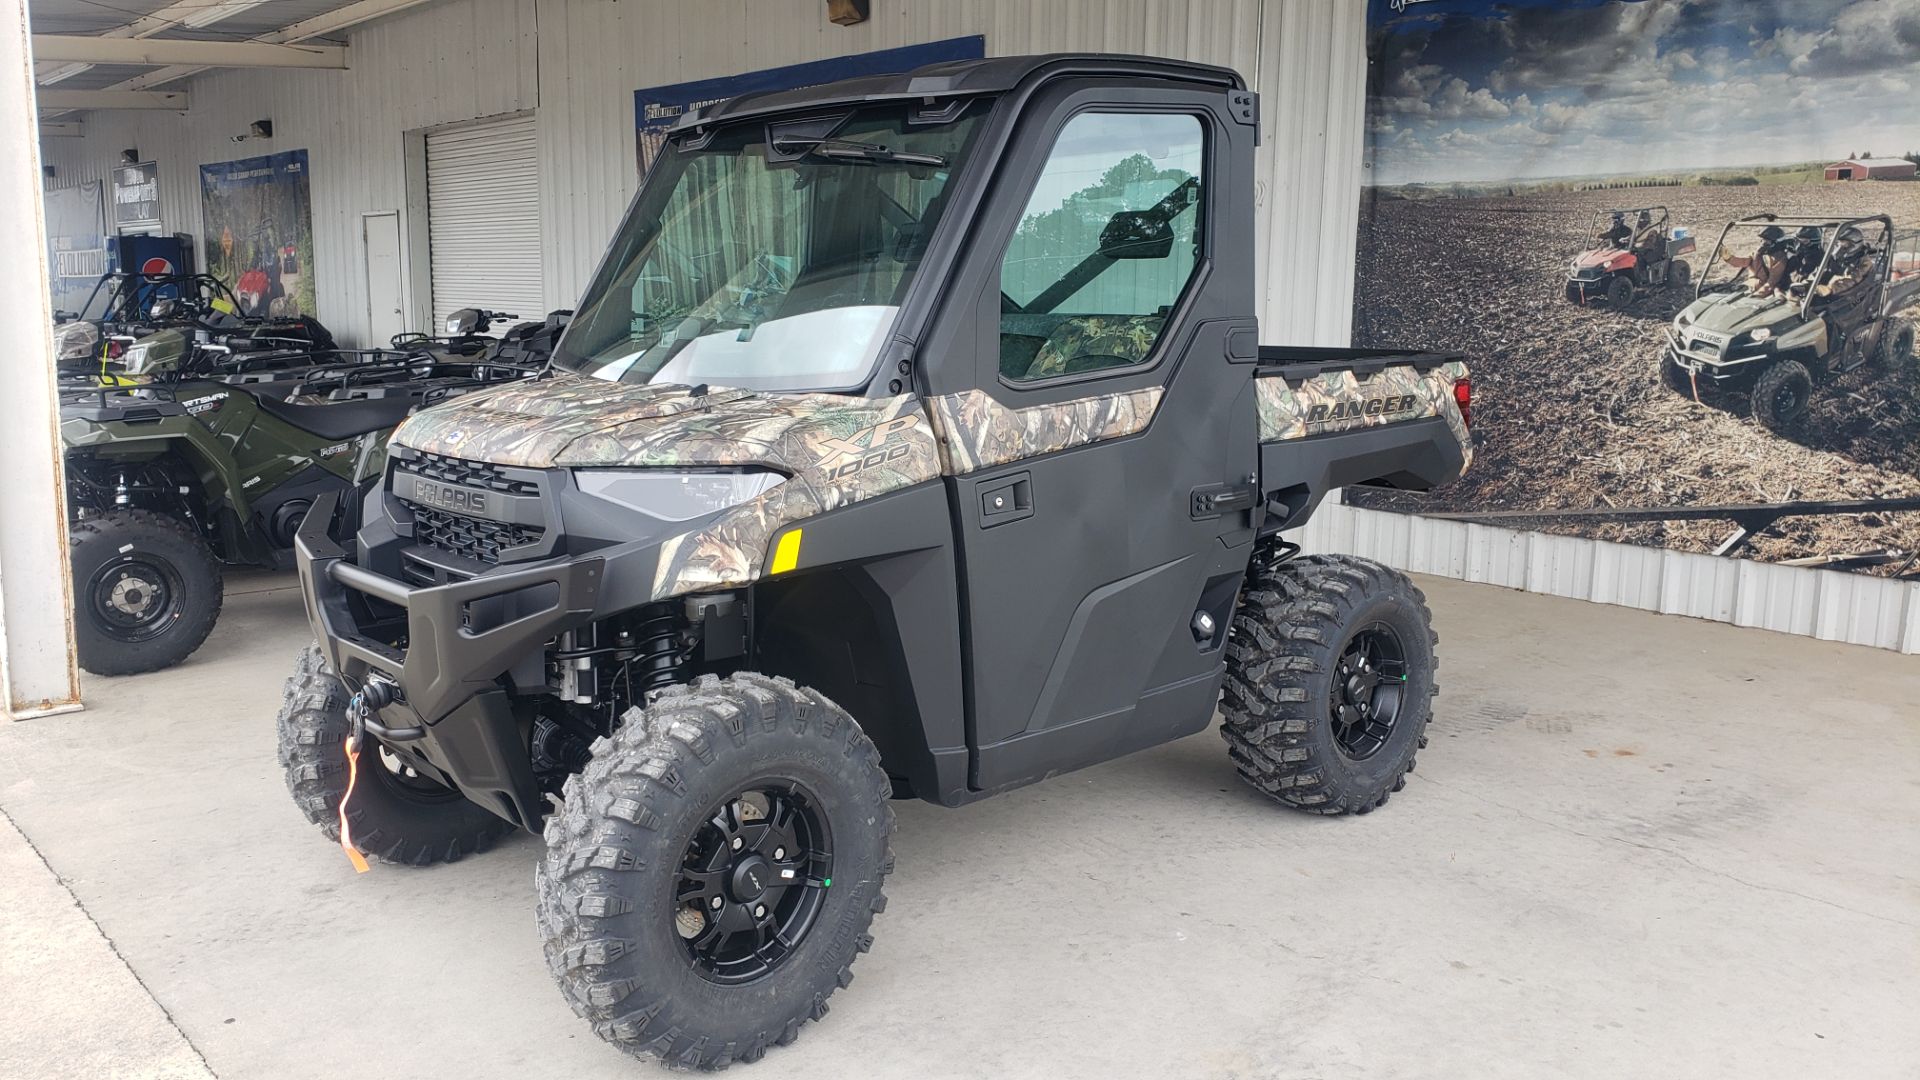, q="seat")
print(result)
[1022,314,1165,380]
[254,392,420,439]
